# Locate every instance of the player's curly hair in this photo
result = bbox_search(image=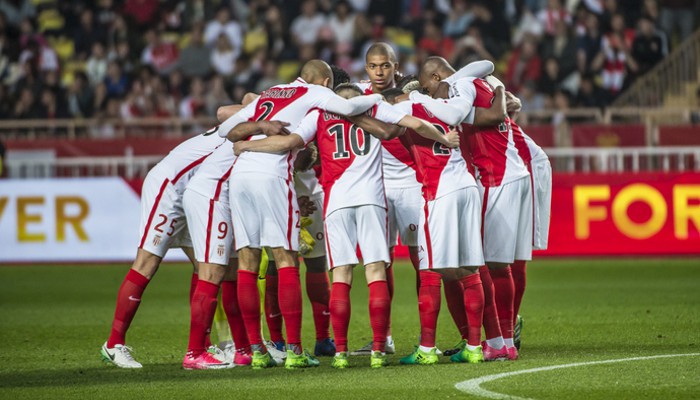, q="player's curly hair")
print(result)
[331,65,350,89]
